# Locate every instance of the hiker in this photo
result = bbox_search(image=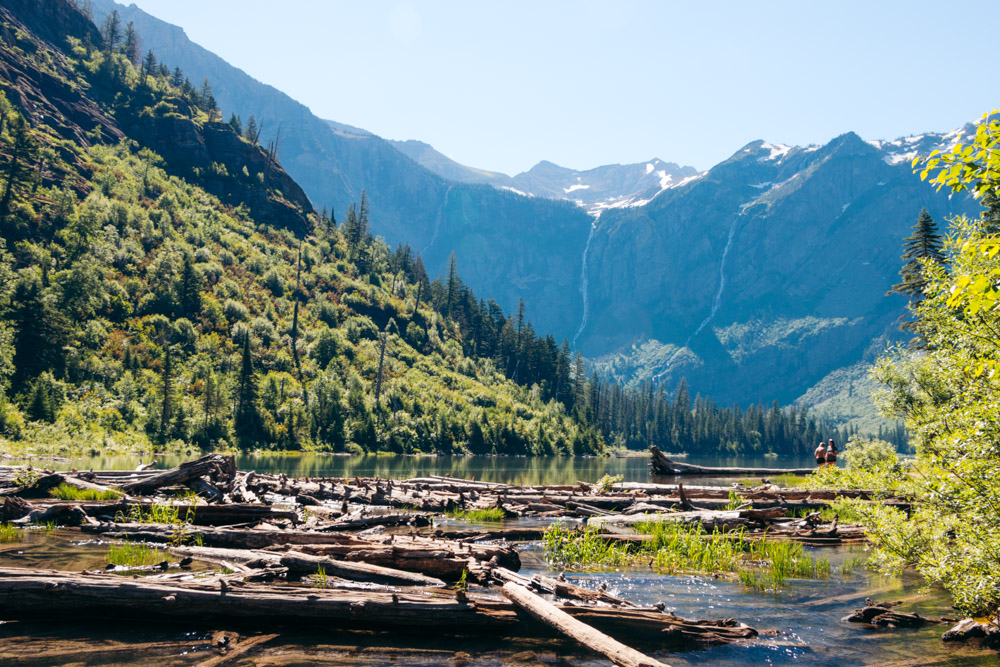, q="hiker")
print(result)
[814,442,827,468]
[825,439,838,467]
